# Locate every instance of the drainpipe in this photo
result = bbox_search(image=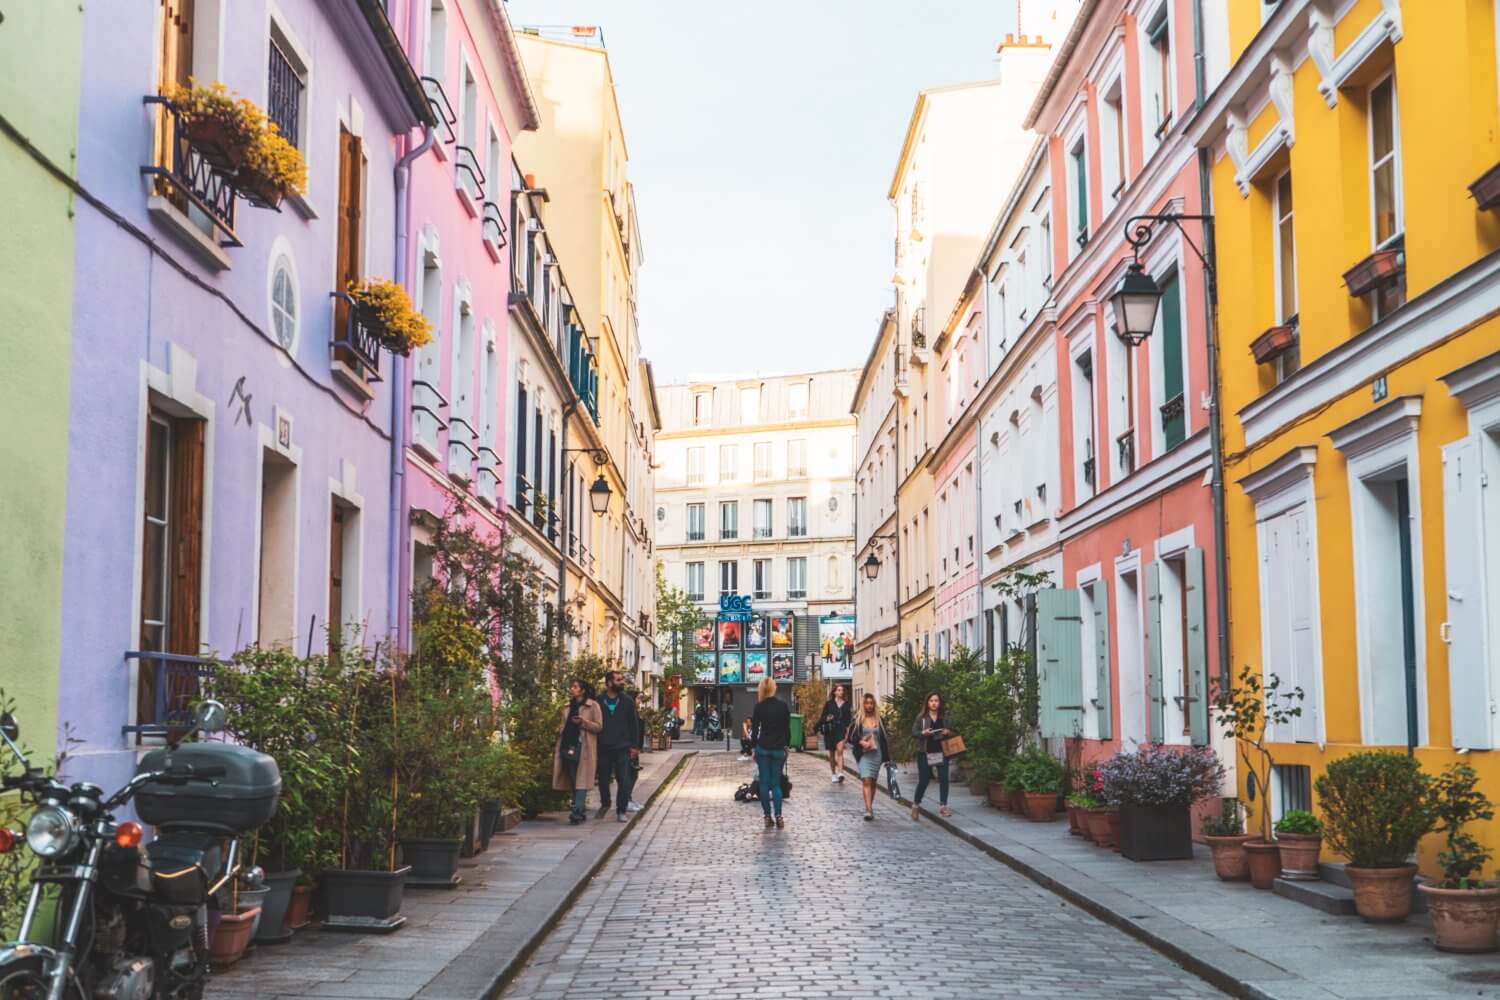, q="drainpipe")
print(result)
[389,123,436,648]
[559,400,579,640]
[1191,0,1231,693]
